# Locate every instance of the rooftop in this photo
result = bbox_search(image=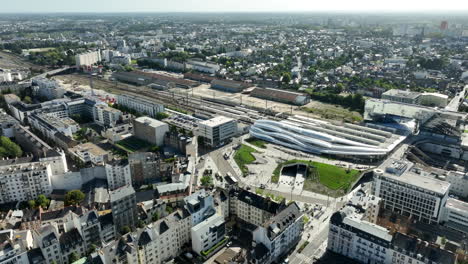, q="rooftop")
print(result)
[134,116,168,128]
[199,116,235,128]
[110,185,135,202]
